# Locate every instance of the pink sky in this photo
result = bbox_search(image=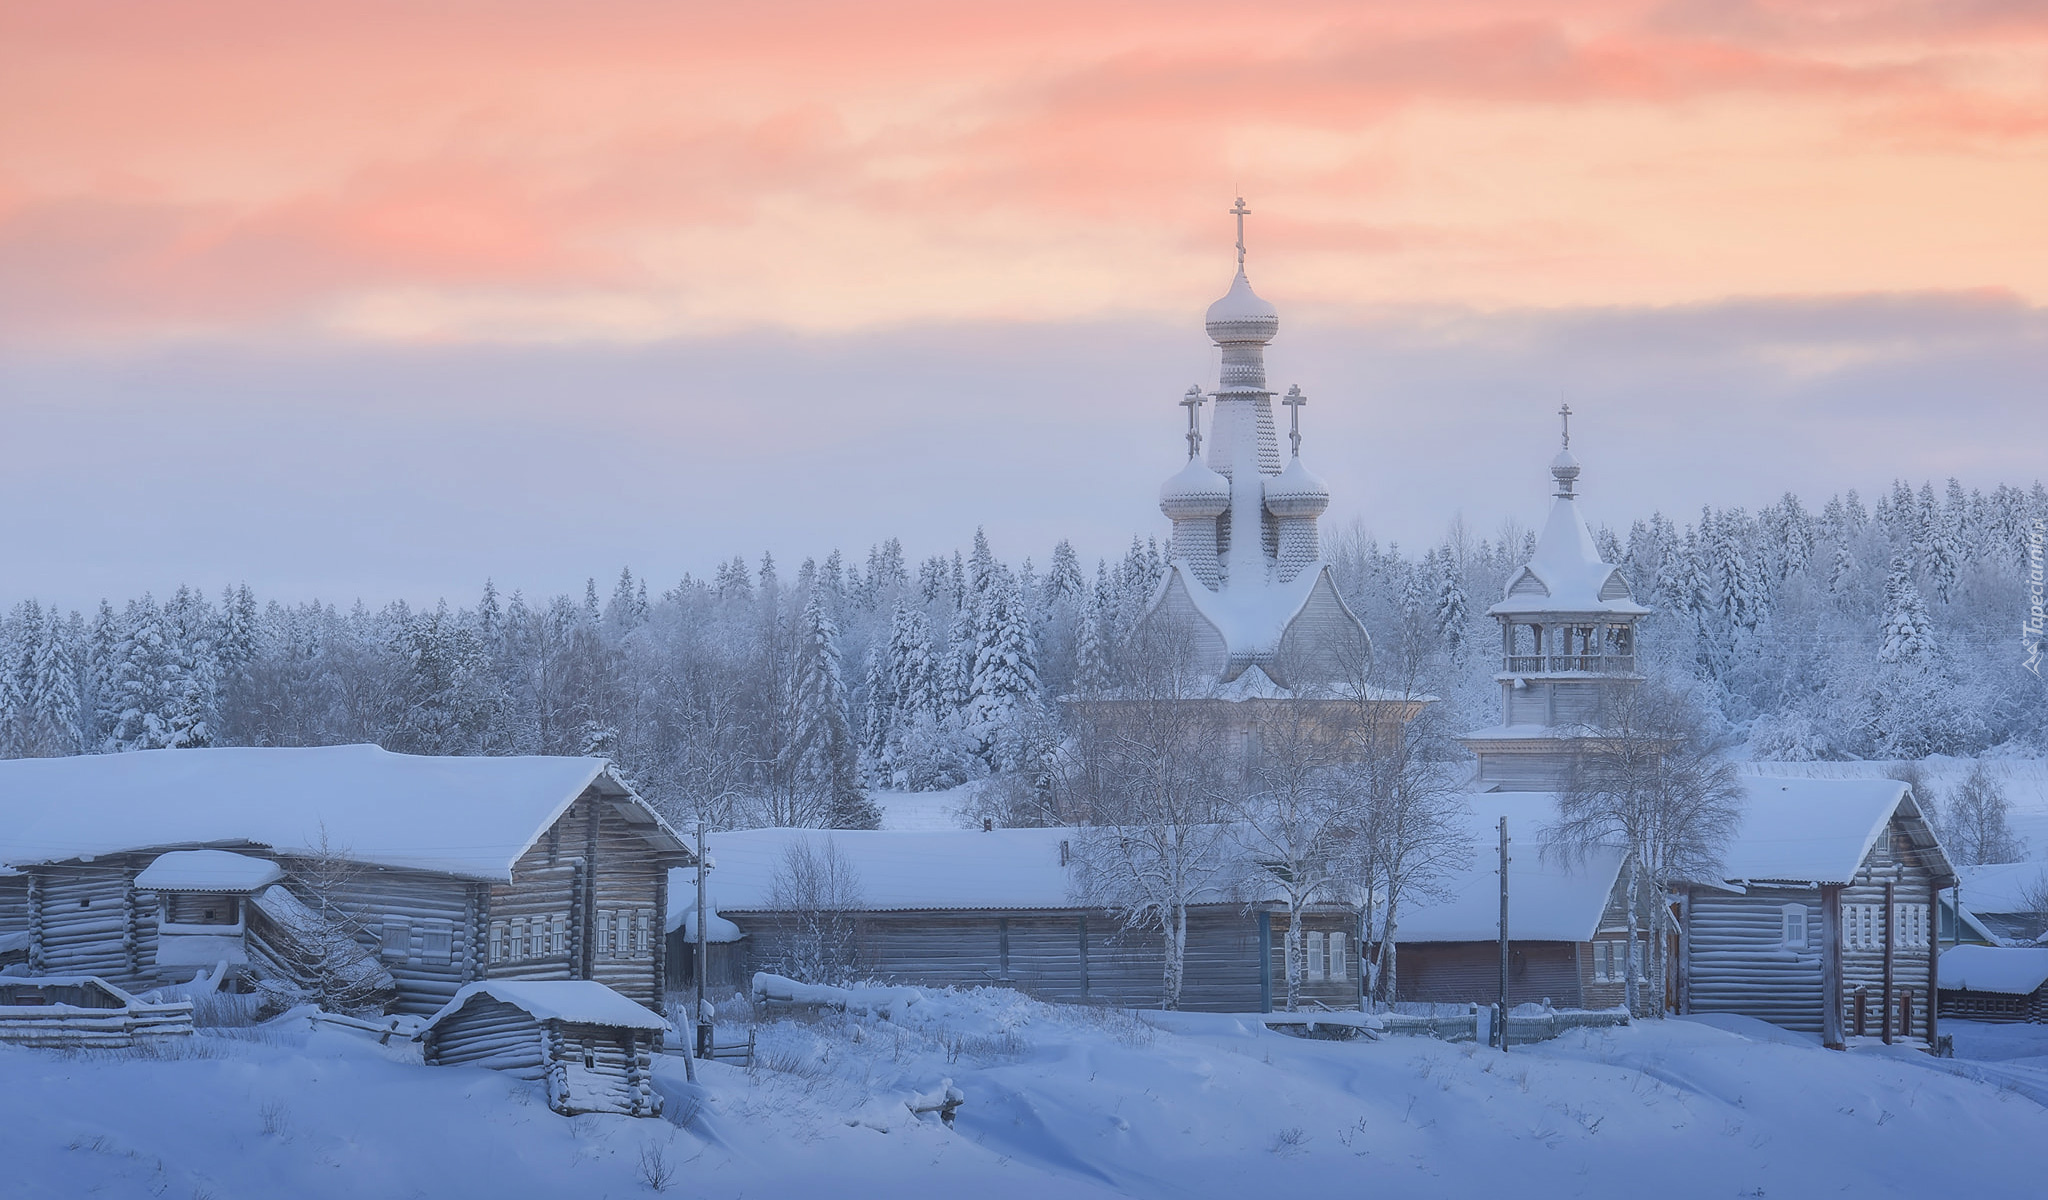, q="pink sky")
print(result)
[2,1,2044,605]
[7,0,2048,344]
